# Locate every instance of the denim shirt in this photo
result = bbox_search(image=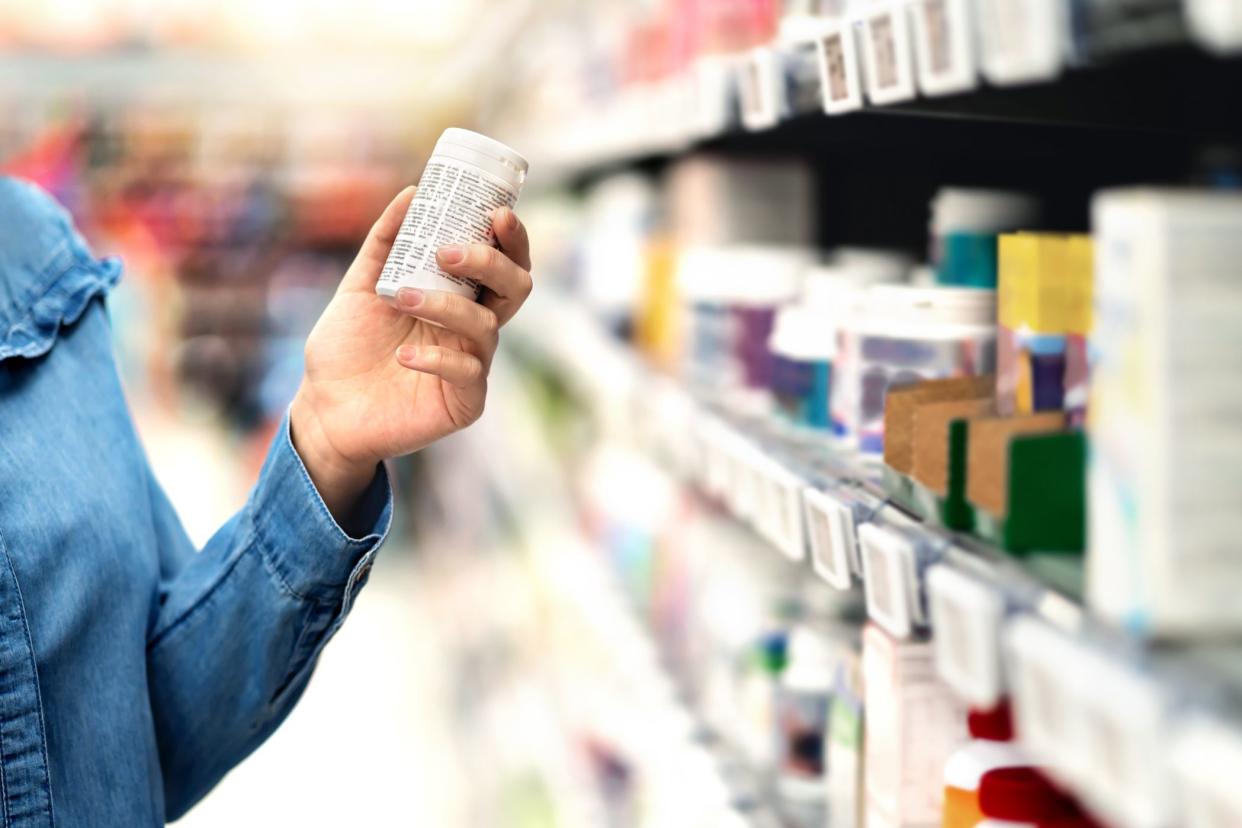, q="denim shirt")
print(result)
[0,177,392,826]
